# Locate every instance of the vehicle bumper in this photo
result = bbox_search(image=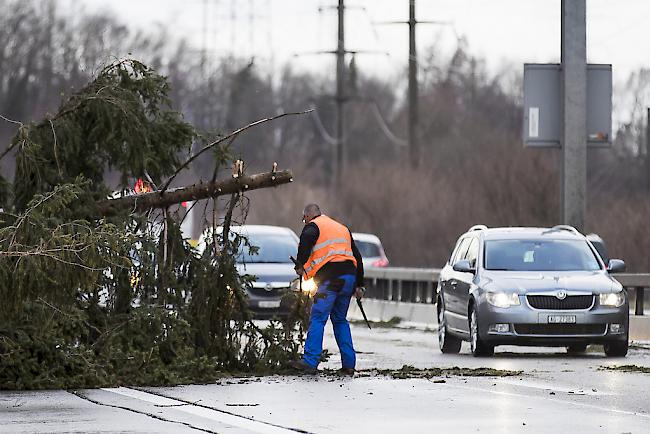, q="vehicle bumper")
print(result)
[477,300,629,346]
[247,292,294,319]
